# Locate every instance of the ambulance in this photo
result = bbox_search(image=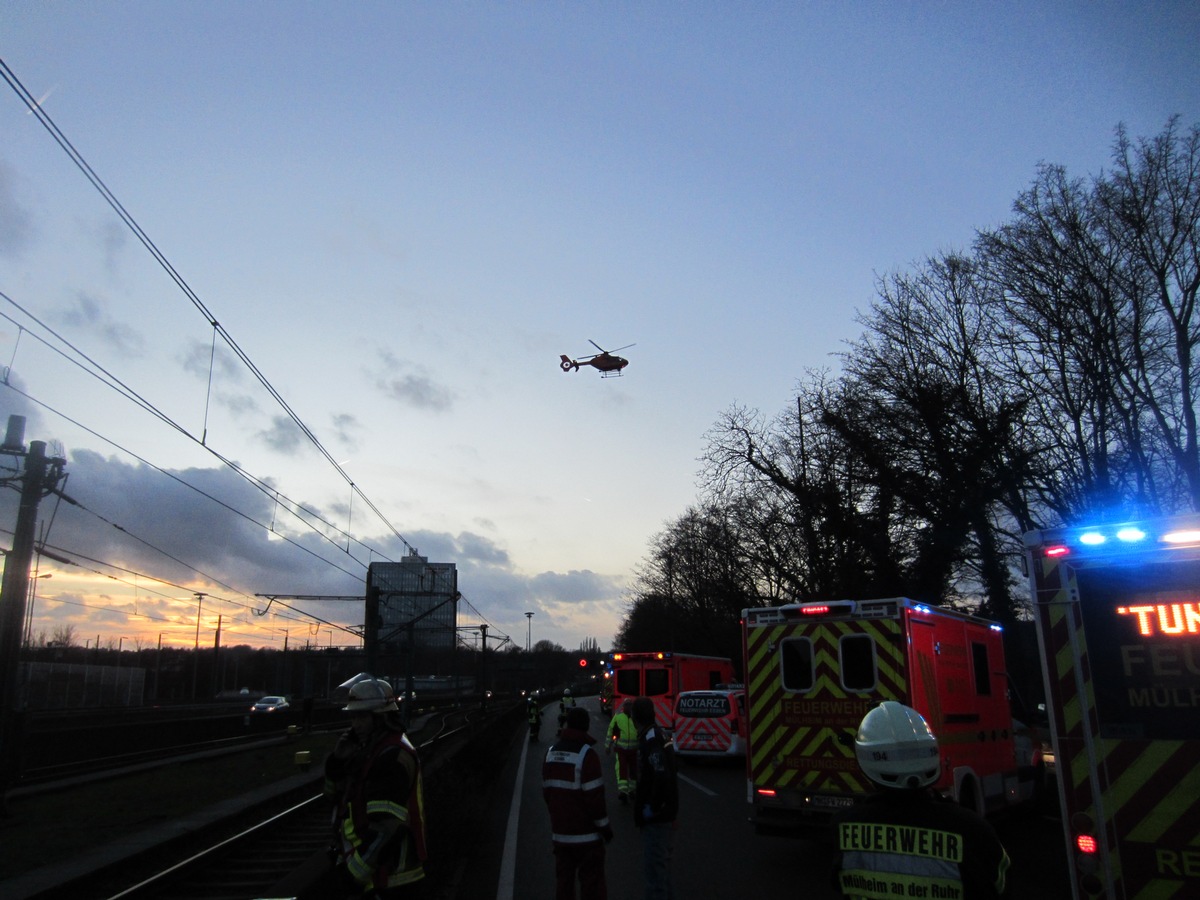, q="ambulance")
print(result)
[742,598,1038,836]
[672,685,747,759]
[1025,515,1200,899]
[609,651,736,729]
